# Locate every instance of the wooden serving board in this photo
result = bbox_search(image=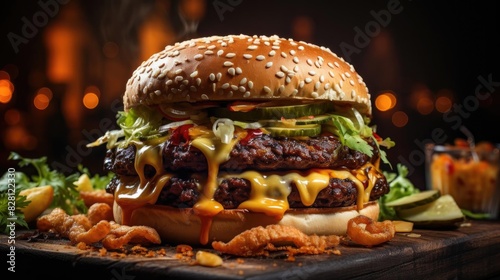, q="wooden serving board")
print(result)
[2,221,500,279]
